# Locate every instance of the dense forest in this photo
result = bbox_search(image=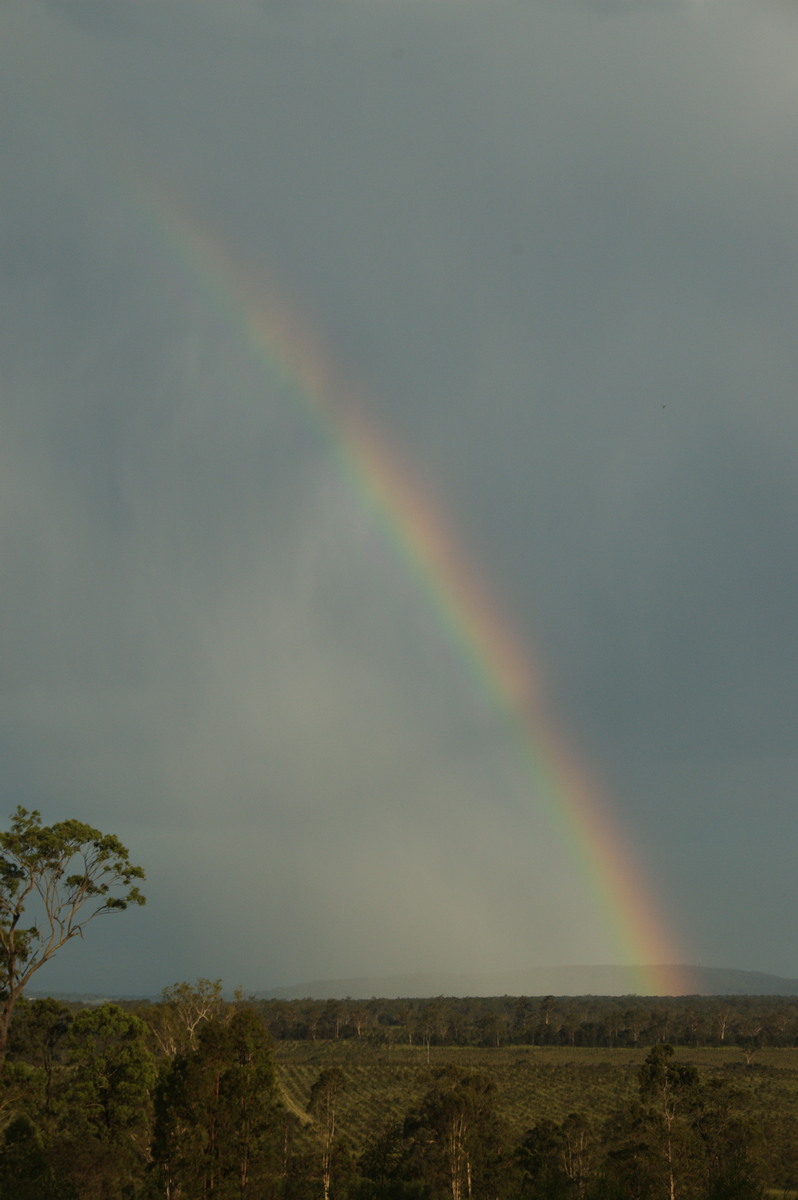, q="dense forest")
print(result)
[2,986,798,1198]
[257,992,798,1052]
